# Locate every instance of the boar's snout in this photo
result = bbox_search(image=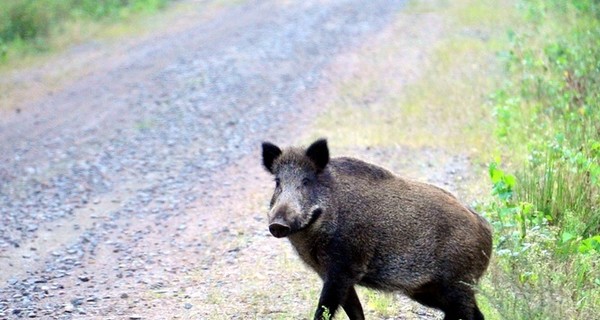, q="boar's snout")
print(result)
[269,222,291,238]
